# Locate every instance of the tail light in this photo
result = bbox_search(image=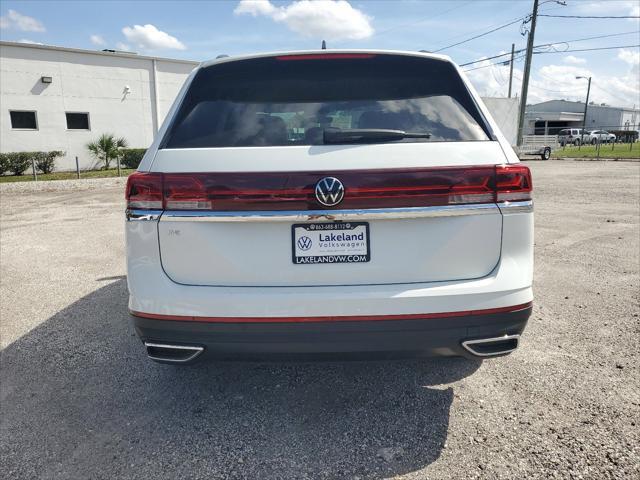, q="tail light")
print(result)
[126,172,163,209]
[125,164,532,211]
[495,164,532,202]
[163,174,212,210]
